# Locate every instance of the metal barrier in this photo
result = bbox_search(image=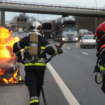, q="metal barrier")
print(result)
[0,0,105,11]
